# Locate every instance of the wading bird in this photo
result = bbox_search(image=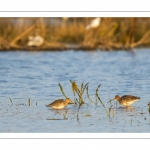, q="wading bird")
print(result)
[46,98,74,109]
[108,95,140,107]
